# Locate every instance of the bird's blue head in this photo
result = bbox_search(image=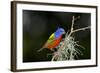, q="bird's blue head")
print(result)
[55,27,65,39]
[56,27,65,34]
